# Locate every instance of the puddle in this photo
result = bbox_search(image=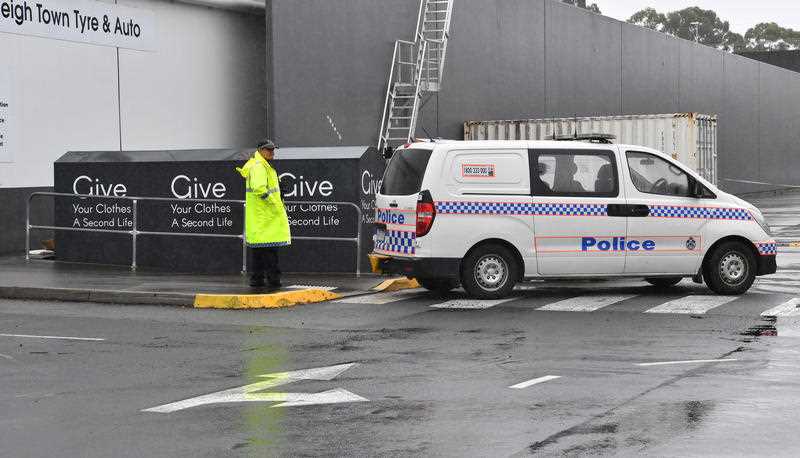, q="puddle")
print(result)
[528,400,716,455]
